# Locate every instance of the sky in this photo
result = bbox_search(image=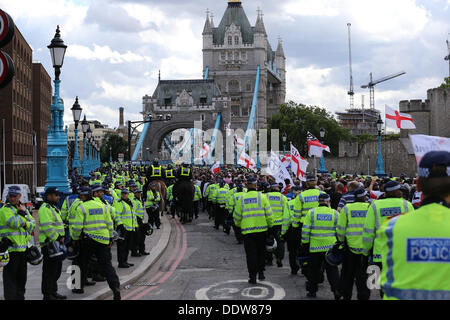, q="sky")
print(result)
[1,0,449,131]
